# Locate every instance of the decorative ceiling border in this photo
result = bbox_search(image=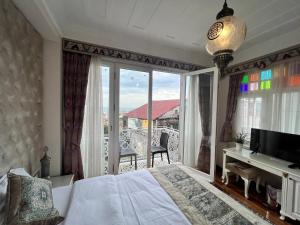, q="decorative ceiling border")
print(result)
[62,38,205,71]
[225,43,300,75]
